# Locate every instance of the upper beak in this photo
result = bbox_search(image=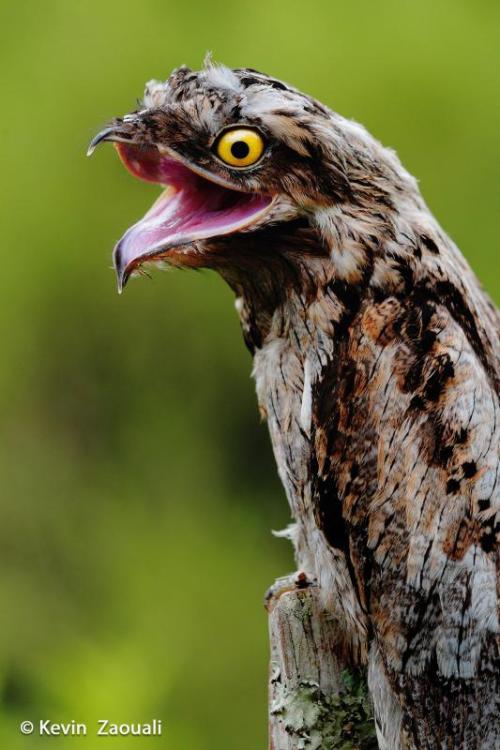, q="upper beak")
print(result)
[87,127,117,156]
[87,121,137,157]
